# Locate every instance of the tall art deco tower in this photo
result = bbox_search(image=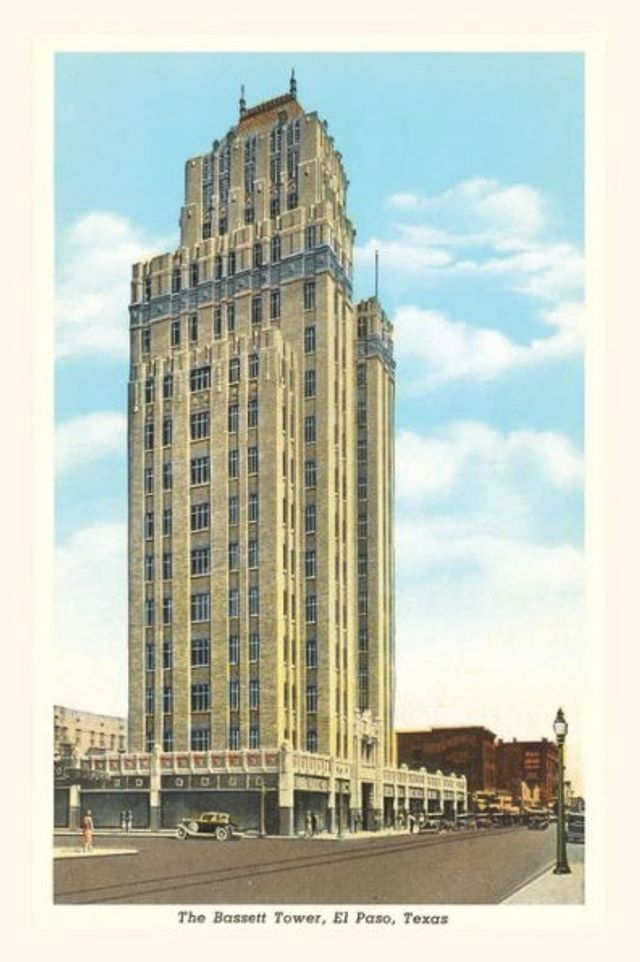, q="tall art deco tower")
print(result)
[127,76,396,793]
